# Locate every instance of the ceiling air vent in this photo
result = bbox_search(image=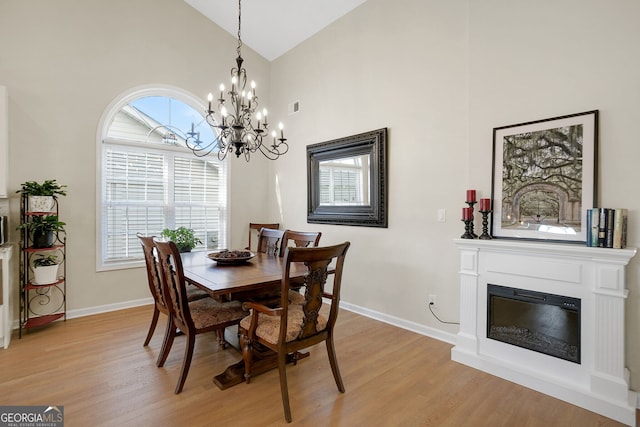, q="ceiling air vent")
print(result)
[288,100,300,115]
